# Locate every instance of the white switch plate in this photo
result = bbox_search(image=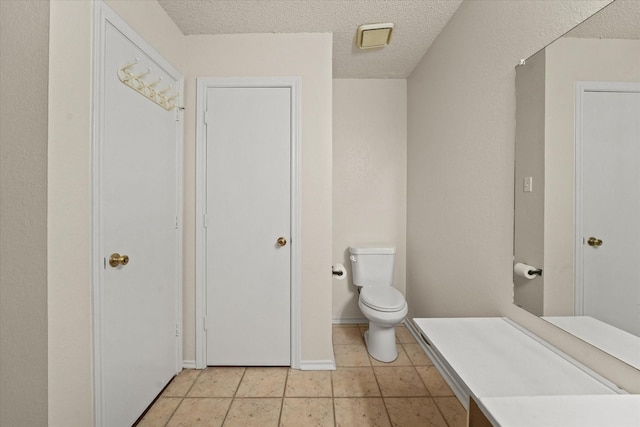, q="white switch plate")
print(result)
[524,176,533,192]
